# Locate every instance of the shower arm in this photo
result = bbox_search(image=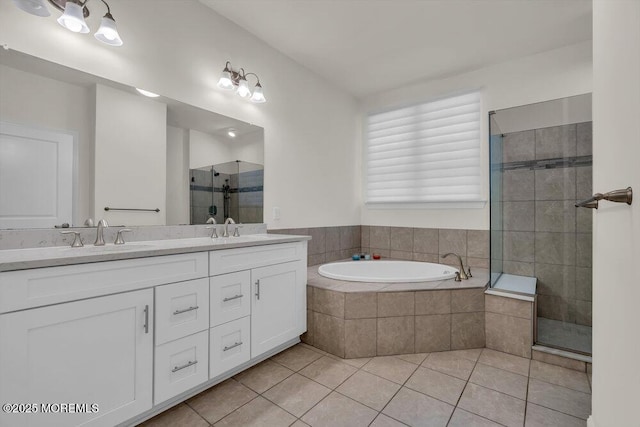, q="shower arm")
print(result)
[575,187,633,209]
